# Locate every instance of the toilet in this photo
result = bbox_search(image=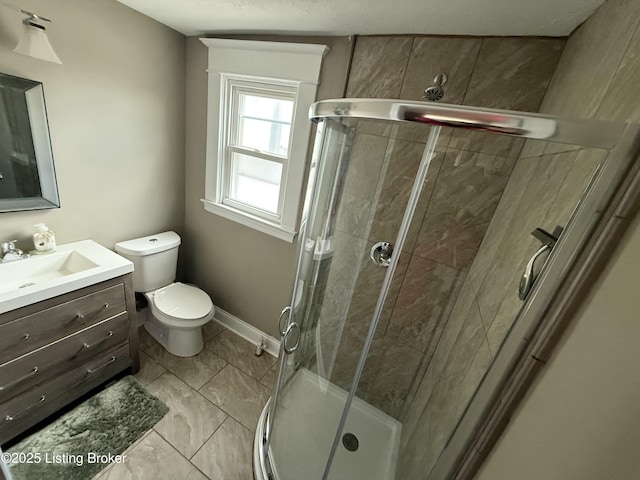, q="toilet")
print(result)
[115,231,214,357]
